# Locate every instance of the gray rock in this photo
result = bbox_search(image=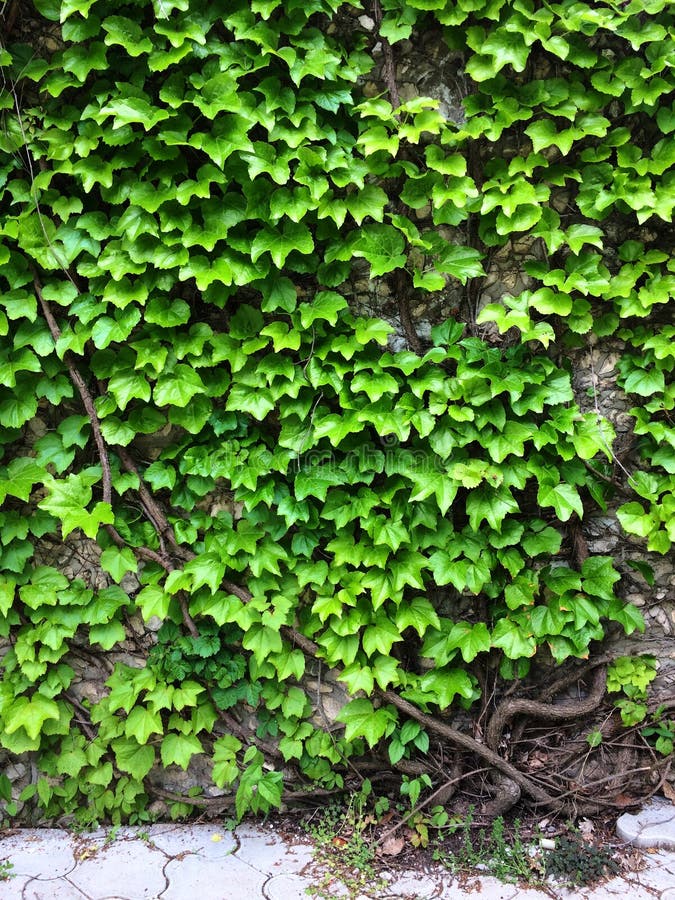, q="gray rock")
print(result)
[616,797,675,849]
